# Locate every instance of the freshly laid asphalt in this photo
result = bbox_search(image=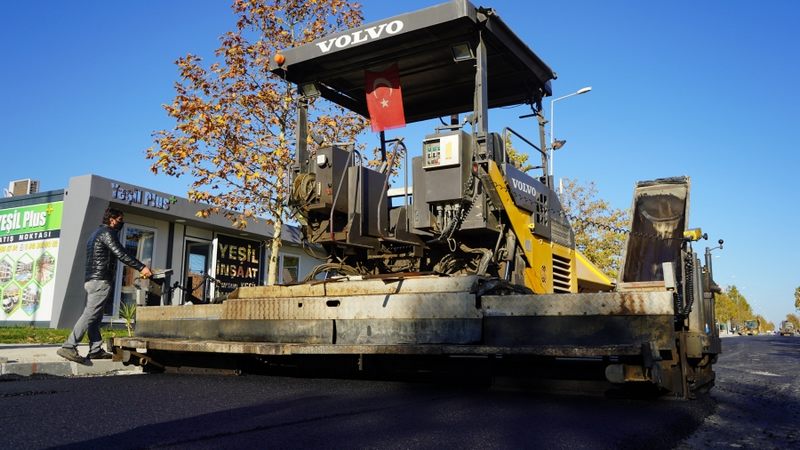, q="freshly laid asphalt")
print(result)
[0,343,142,378]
